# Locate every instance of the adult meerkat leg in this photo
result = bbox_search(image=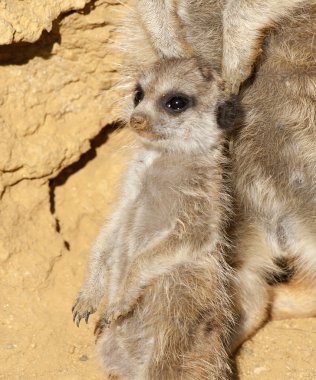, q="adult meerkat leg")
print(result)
[136,0,192,58]
[272,278,316,320]
[232,267,272,350]
[272,223,316,319]
[230,222,274,350]
[222,0,313,94]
